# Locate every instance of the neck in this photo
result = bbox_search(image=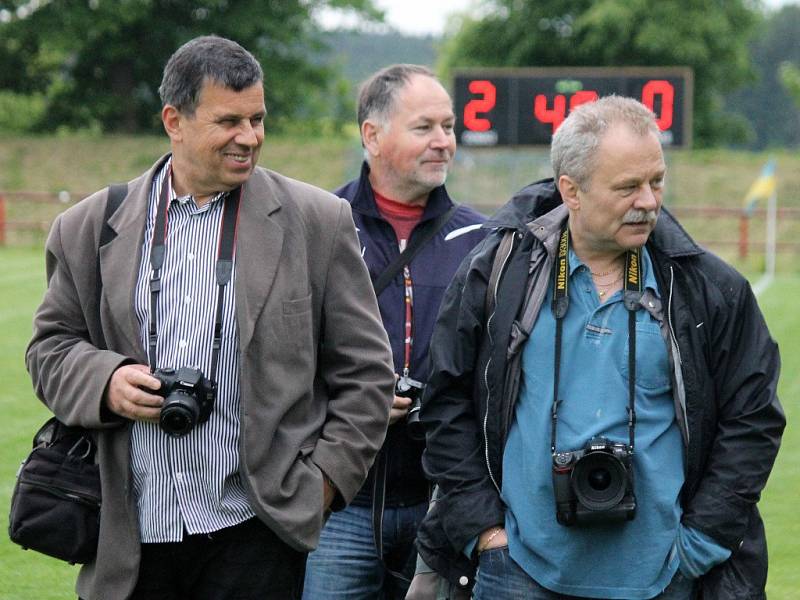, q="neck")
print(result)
[368,170,429,207]
[568,228,626,276]
[170,158,215,207]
